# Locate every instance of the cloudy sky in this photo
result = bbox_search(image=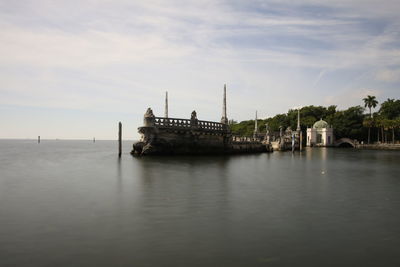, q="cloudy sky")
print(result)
[1,0,399,139]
